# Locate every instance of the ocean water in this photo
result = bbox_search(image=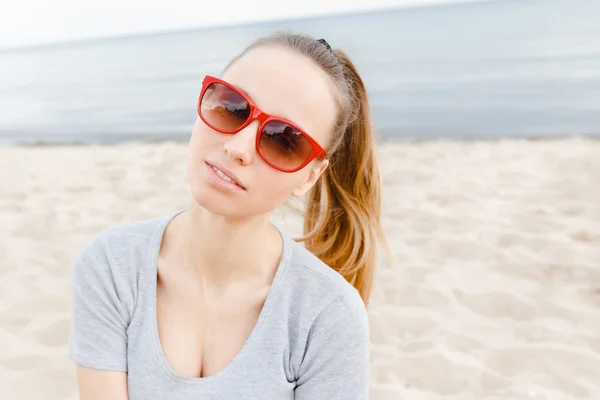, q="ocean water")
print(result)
[0,0,599,146]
